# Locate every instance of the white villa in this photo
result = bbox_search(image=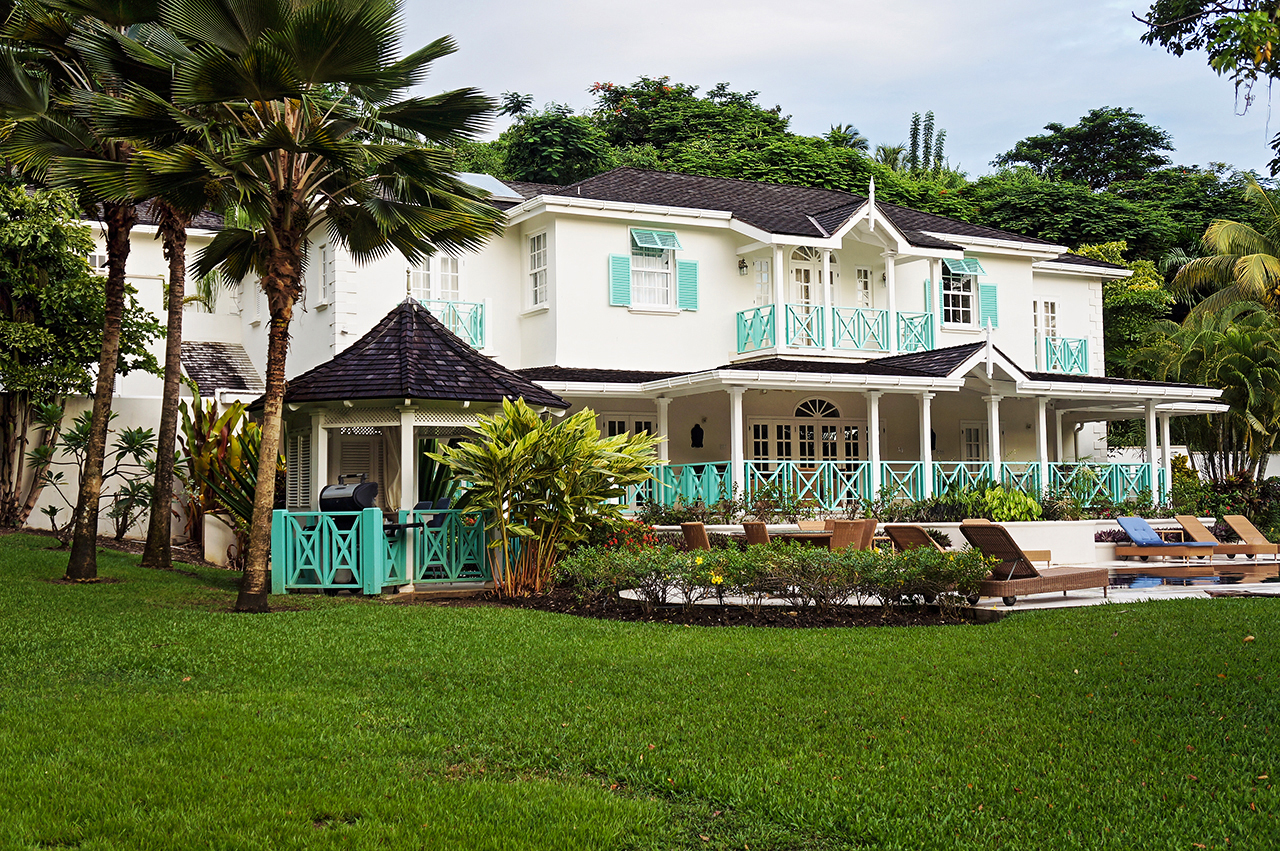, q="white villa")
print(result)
[36,168,1226,539]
